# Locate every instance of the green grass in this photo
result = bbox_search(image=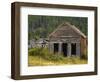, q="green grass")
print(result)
[28,48,87,66]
